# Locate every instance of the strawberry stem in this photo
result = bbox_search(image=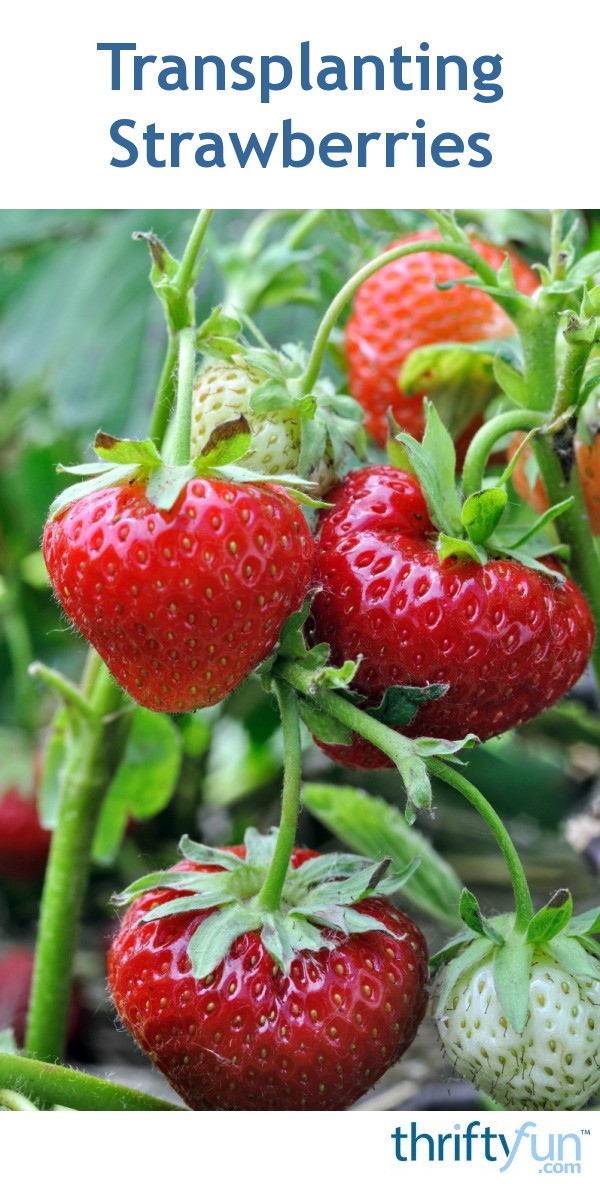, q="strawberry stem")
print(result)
[169,326,197,466]
[461,409,547,499]
[0,1051,183,1111]
[256,680,302,912]
[277,660,534,933]
[425,759,534,933]
[300,234,531,396]
[25,665,126,1061]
